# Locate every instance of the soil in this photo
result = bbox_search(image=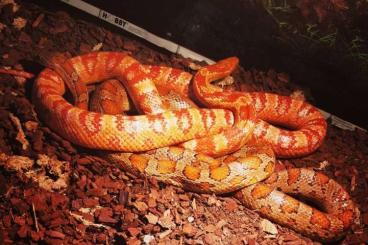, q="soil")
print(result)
[0,1,367,244]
